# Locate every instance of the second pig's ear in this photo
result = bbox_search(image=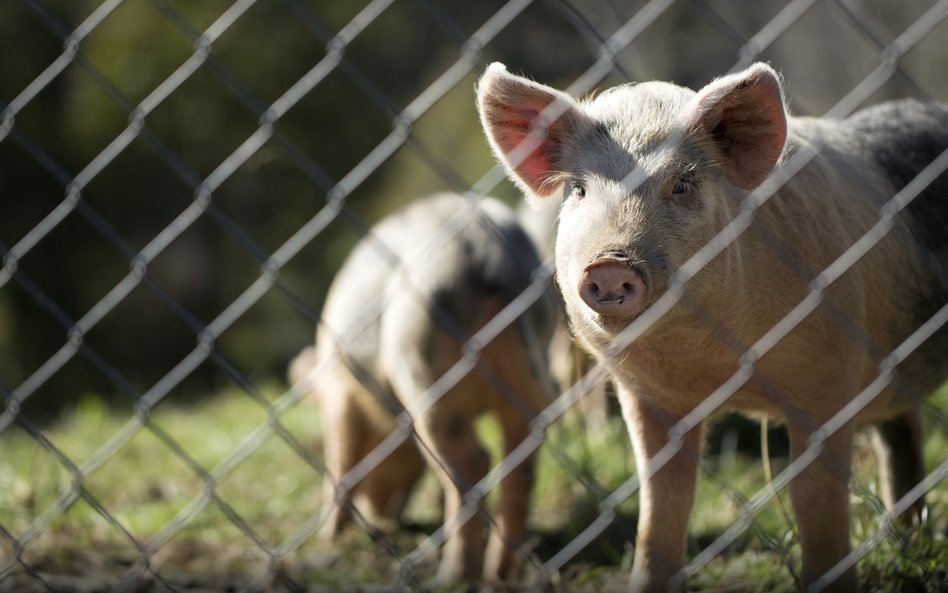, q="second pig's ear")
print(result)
[687,62,788,190]
[477,63,585,199]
